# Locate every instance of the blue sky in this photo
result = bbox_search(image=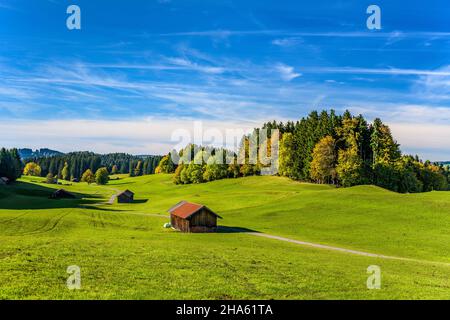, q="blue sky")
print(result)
[0,0,449,159]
